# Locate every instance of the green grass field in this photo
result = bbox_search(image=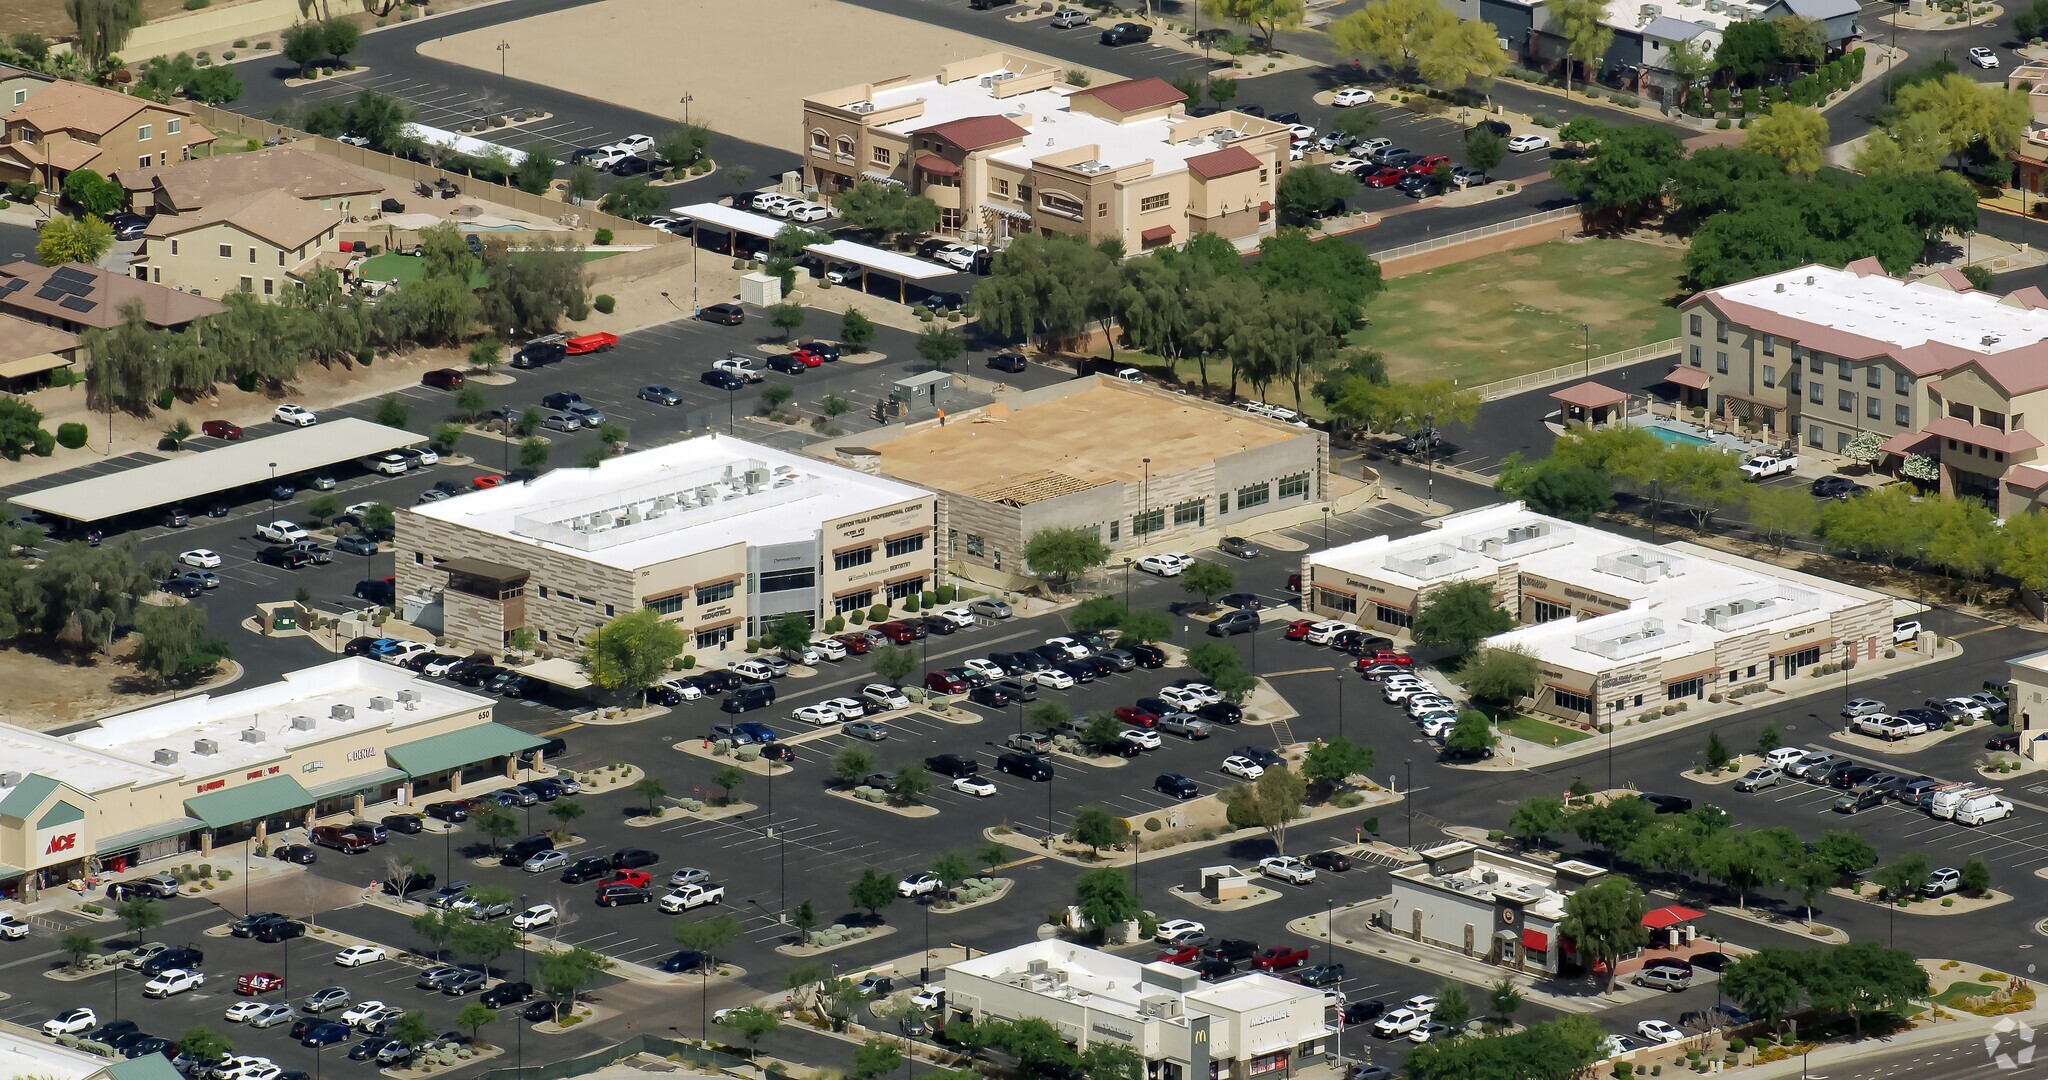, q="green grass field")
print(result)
[1349,239,1687,386]
[1500,714,1595,746]
[356,249,617,286]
